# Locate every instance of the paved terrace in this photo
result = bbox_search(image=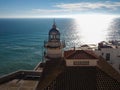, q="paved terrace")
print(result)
[0,62,43,90]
